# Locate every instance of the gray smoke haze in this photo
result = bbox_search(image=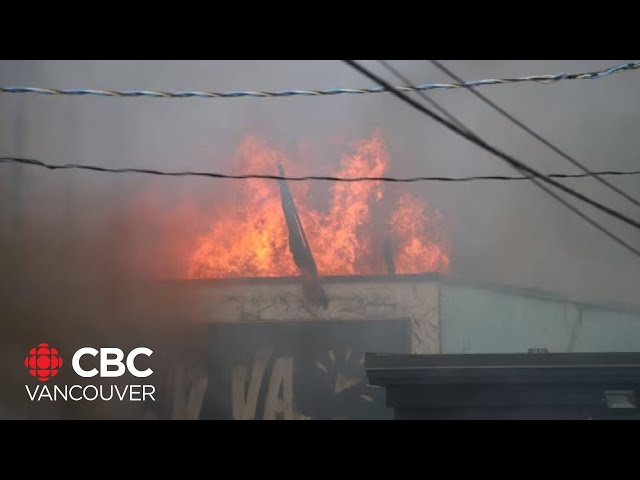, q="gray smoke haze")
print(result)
[2,60,638,299]
[0,60,639,417]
